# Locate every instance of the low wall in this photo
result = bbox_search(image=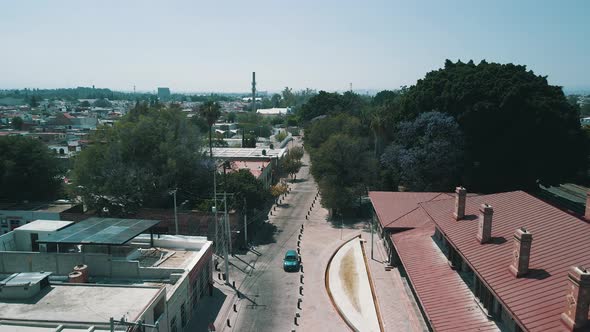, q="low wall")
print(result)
[0,251,183,279]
